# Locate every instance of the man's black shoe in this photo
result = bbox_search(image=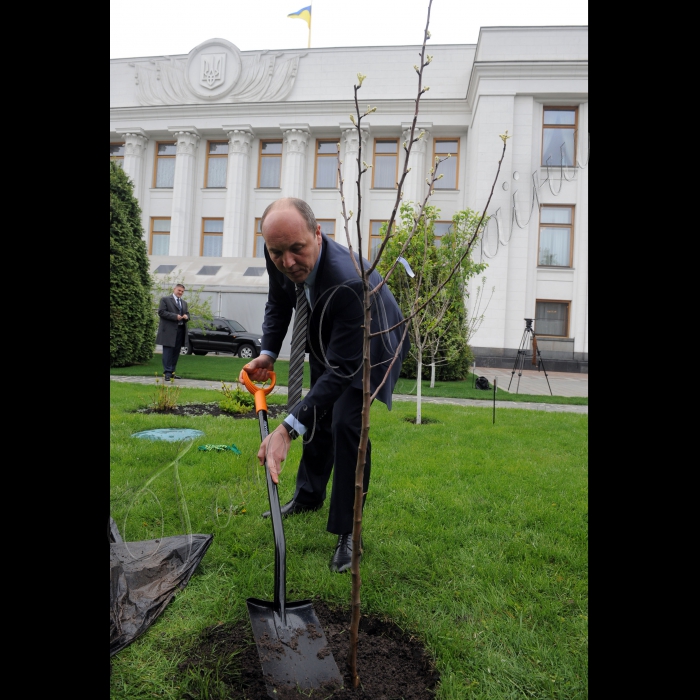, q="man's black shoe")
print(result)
[329,533,363,573]
[261,499,323,519]
[171,374,183,379]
